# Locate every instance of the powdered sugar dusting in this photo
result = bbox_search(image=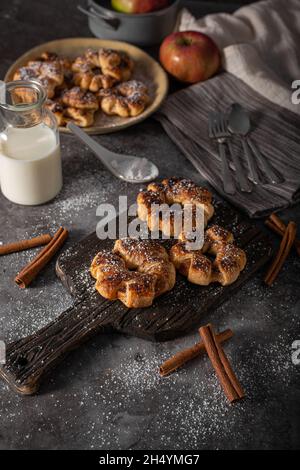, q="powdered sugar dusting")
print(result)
[0,166,117,342]
[0,158,299,449]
